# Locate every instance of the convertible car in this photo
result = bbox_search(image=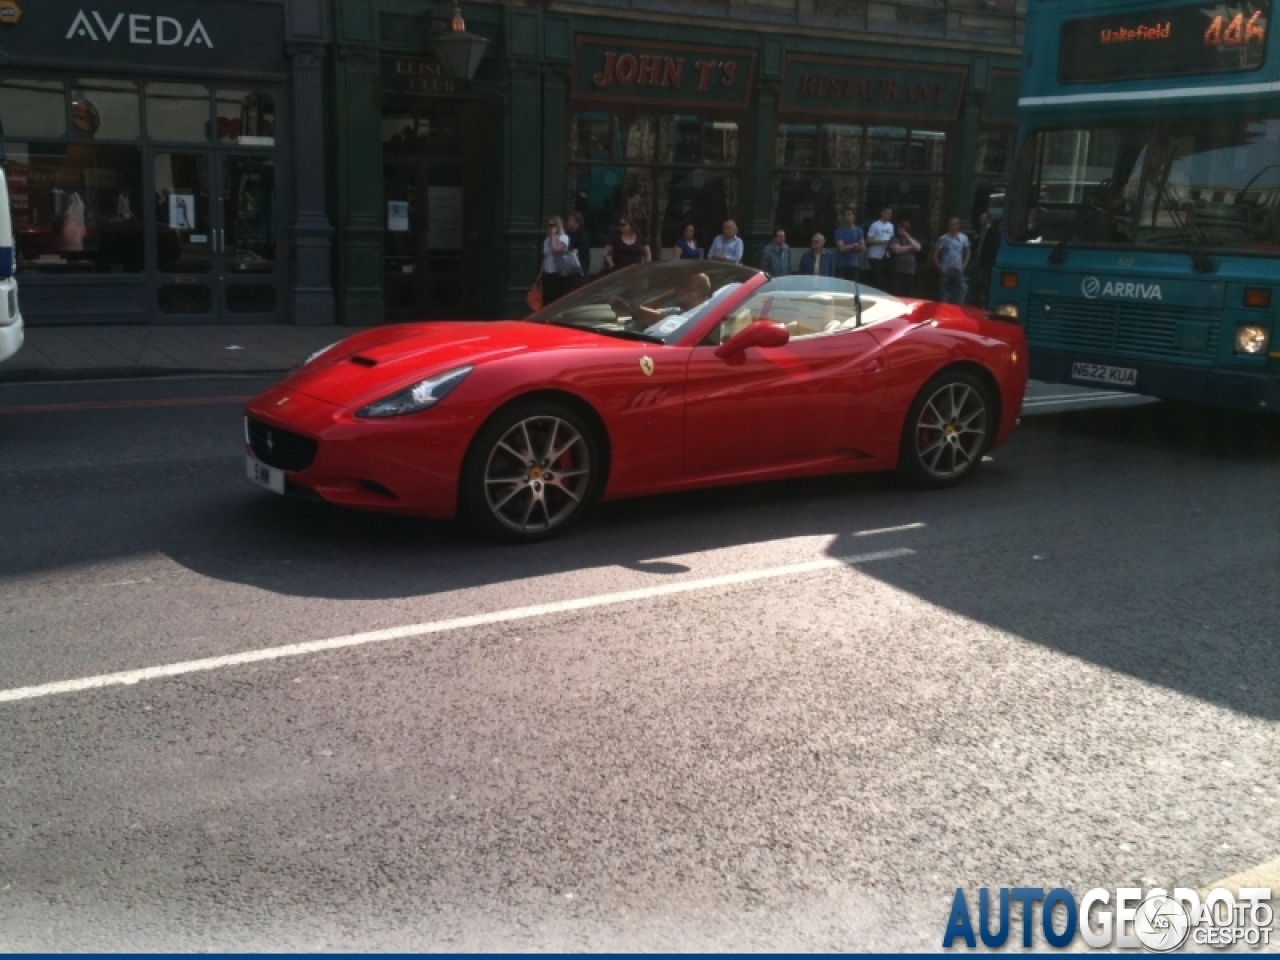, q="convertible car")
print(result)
[244,261,1028,541]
